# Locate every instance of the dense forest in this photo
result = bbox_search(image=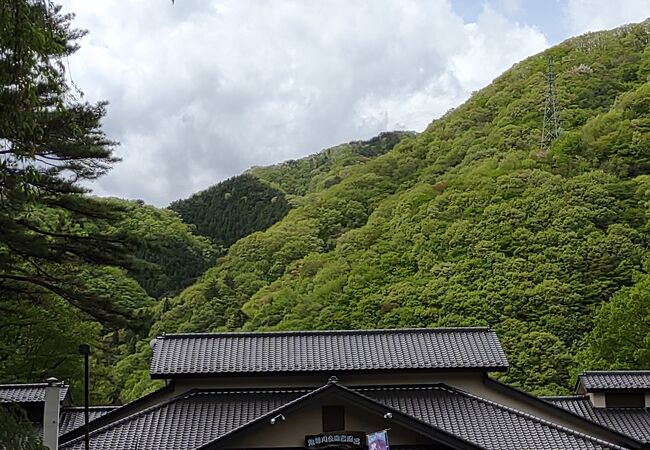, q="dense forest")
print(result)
[169,174,291,248]
[0,0,648,409]
[131,20,650,398]
[169,131,413,249]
